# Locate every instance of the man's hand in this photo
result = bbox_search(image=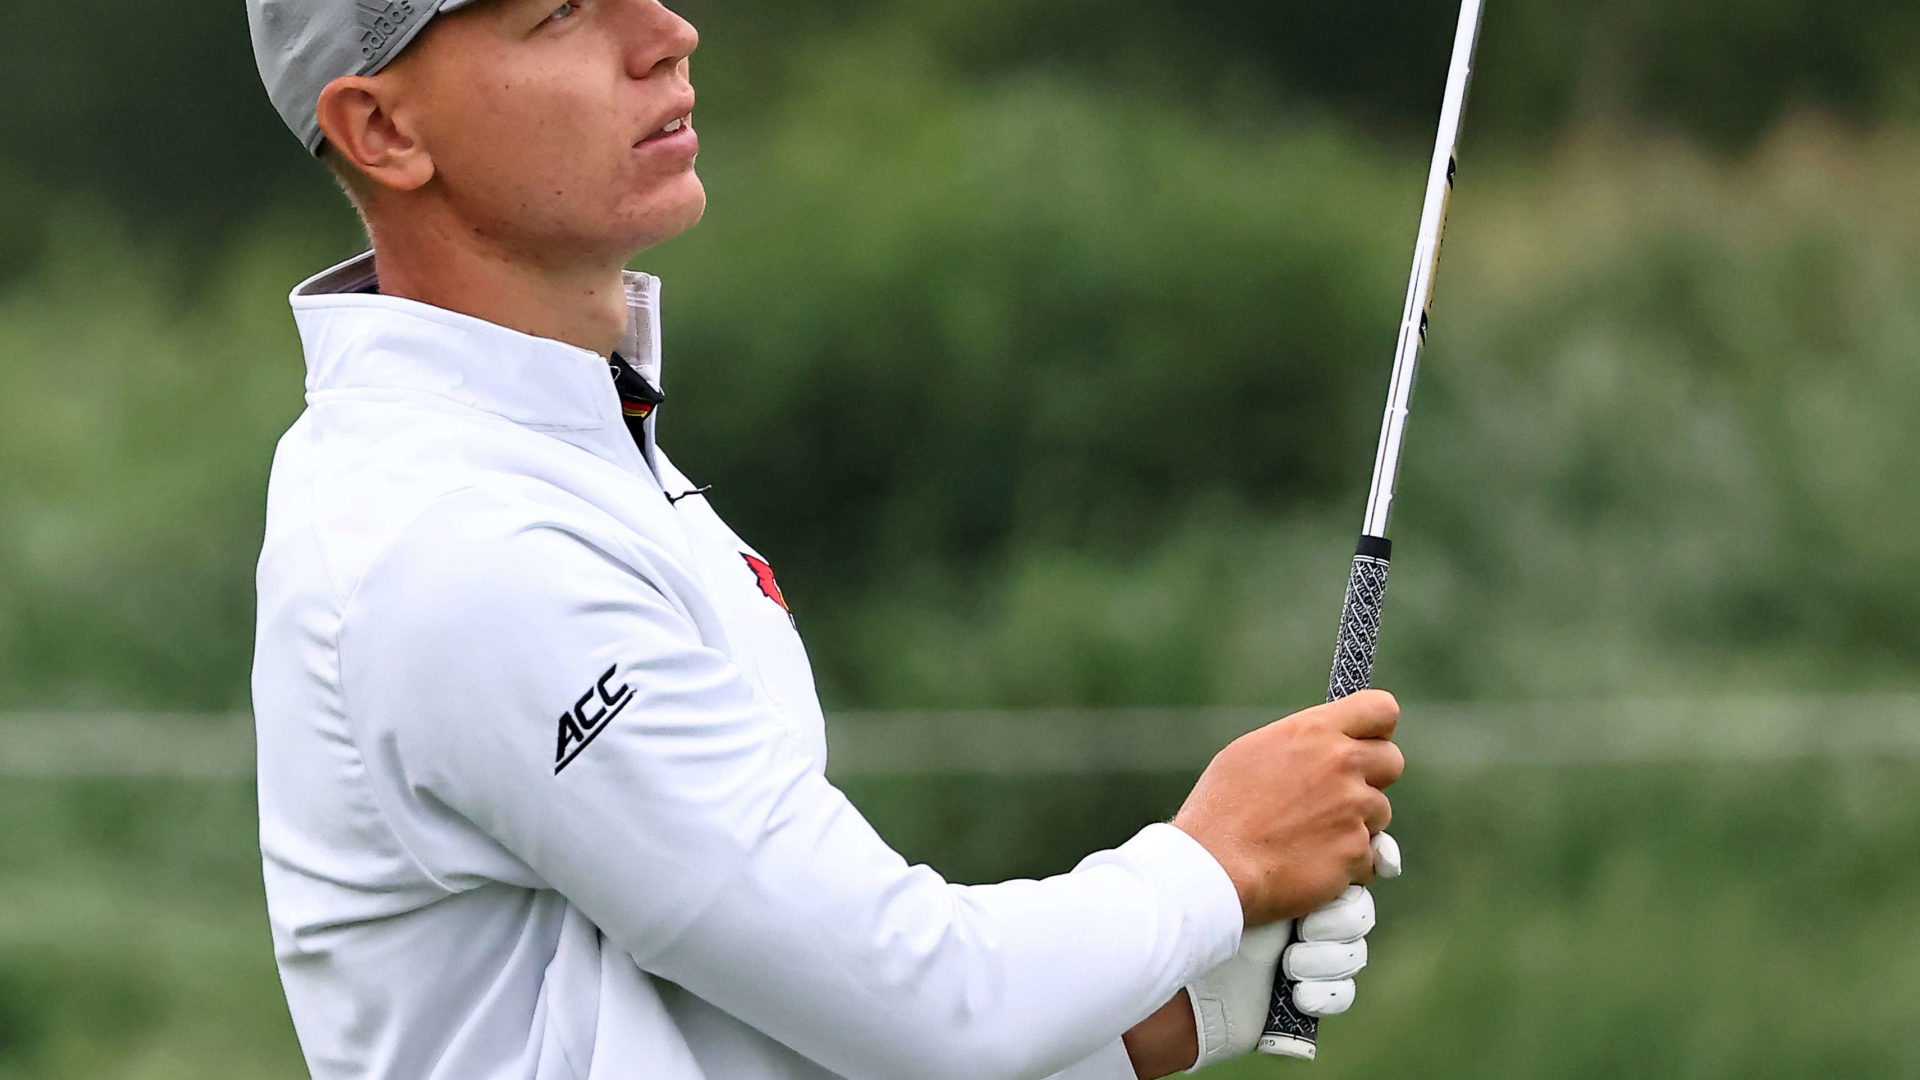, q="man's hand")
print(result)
[1127,834,1404,1078]
[1171,690,1404,927]
[1183,877,1388,1072]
